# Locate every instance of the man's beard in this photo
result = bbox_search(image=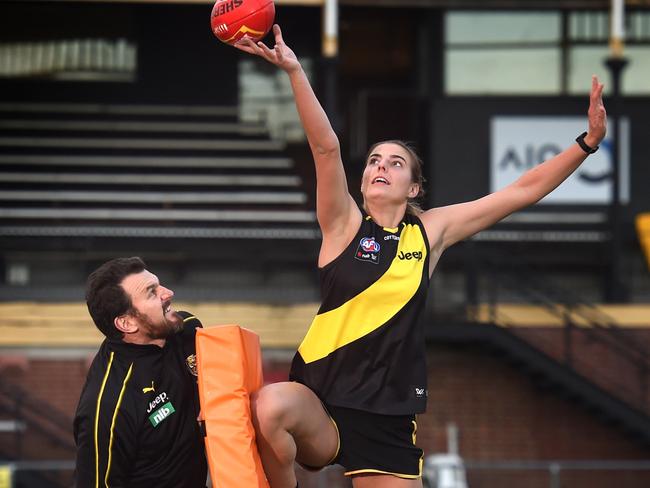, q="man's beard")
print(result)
[134,309,183,340]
